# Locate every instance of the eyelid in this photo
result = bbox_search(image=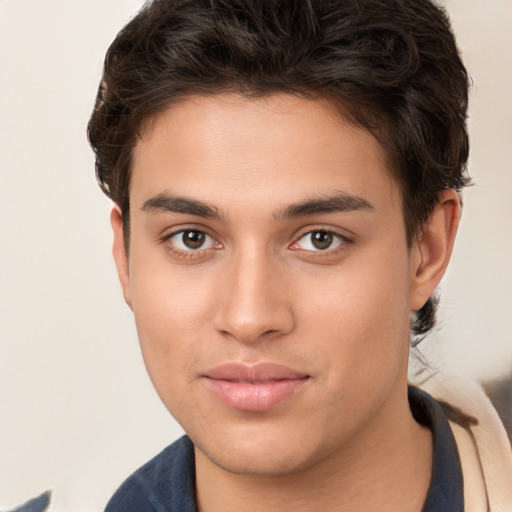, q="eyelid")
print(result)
[171,230,216,250]
[160,226,222,256]
[289,227,352,253]
[160,223,218,241]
